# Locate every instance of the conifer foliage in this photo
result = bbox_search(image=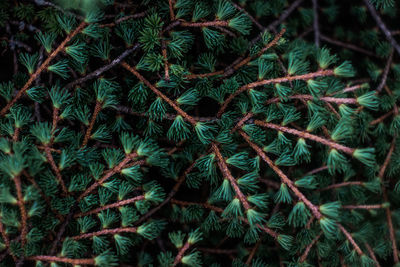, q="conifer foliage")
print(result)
[0,0,399,266]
